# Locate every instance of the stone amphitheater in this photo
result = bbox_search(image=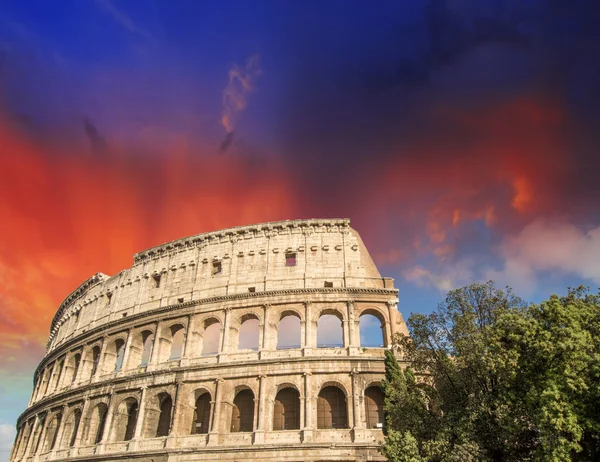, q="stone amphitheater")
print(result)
[10,218,408,462]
